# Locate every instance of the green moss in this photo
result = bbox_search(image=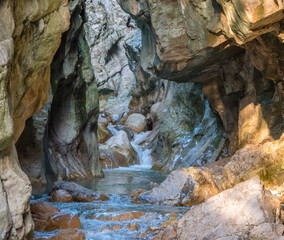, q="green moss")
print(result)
[259,167,284,186]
